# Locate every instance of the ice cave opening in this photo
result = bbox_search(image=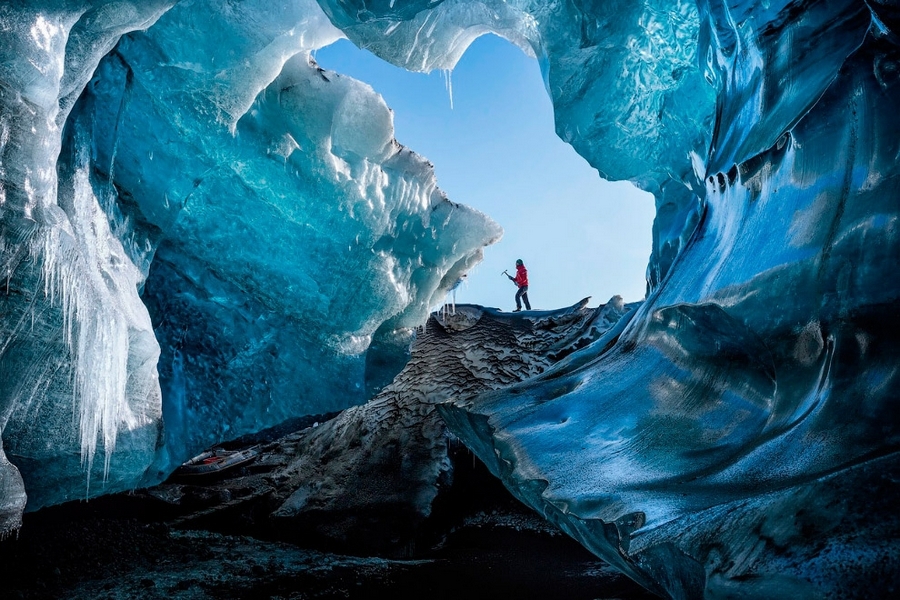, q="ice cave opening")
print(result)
[315,35,657,311]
